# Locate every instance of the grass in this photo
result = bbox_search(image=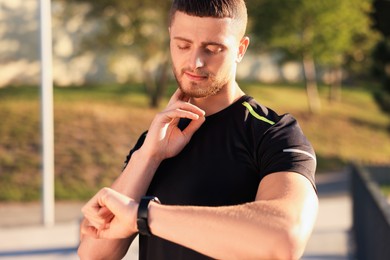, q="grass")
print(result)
[0,84,158,201]
[0,82,389,201]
